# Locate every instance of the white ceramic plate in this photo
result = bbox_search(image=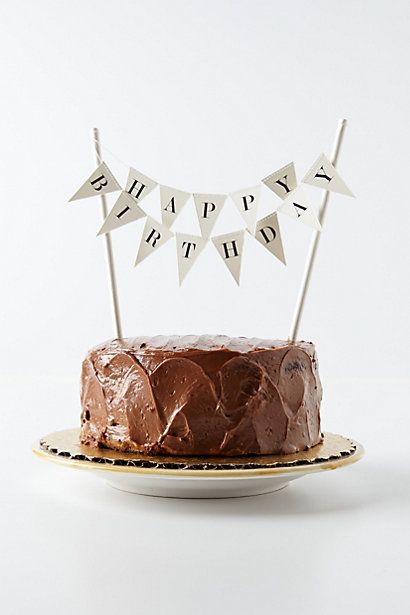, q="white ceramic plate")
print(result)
[33,429,364,499]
